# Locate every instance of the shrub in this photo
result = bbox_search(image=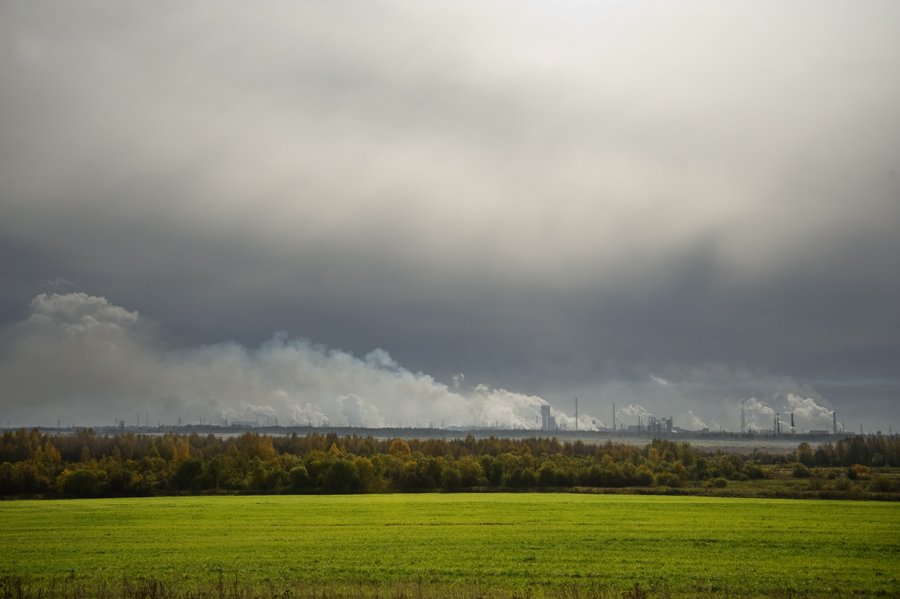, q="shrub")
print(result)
[742,462,765,480]
[709,478,727,488]
[847,464,870,480]
[870,476,895,493]
[830,477,853,491]
[792,463,811,478]
[655,472,683,488]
